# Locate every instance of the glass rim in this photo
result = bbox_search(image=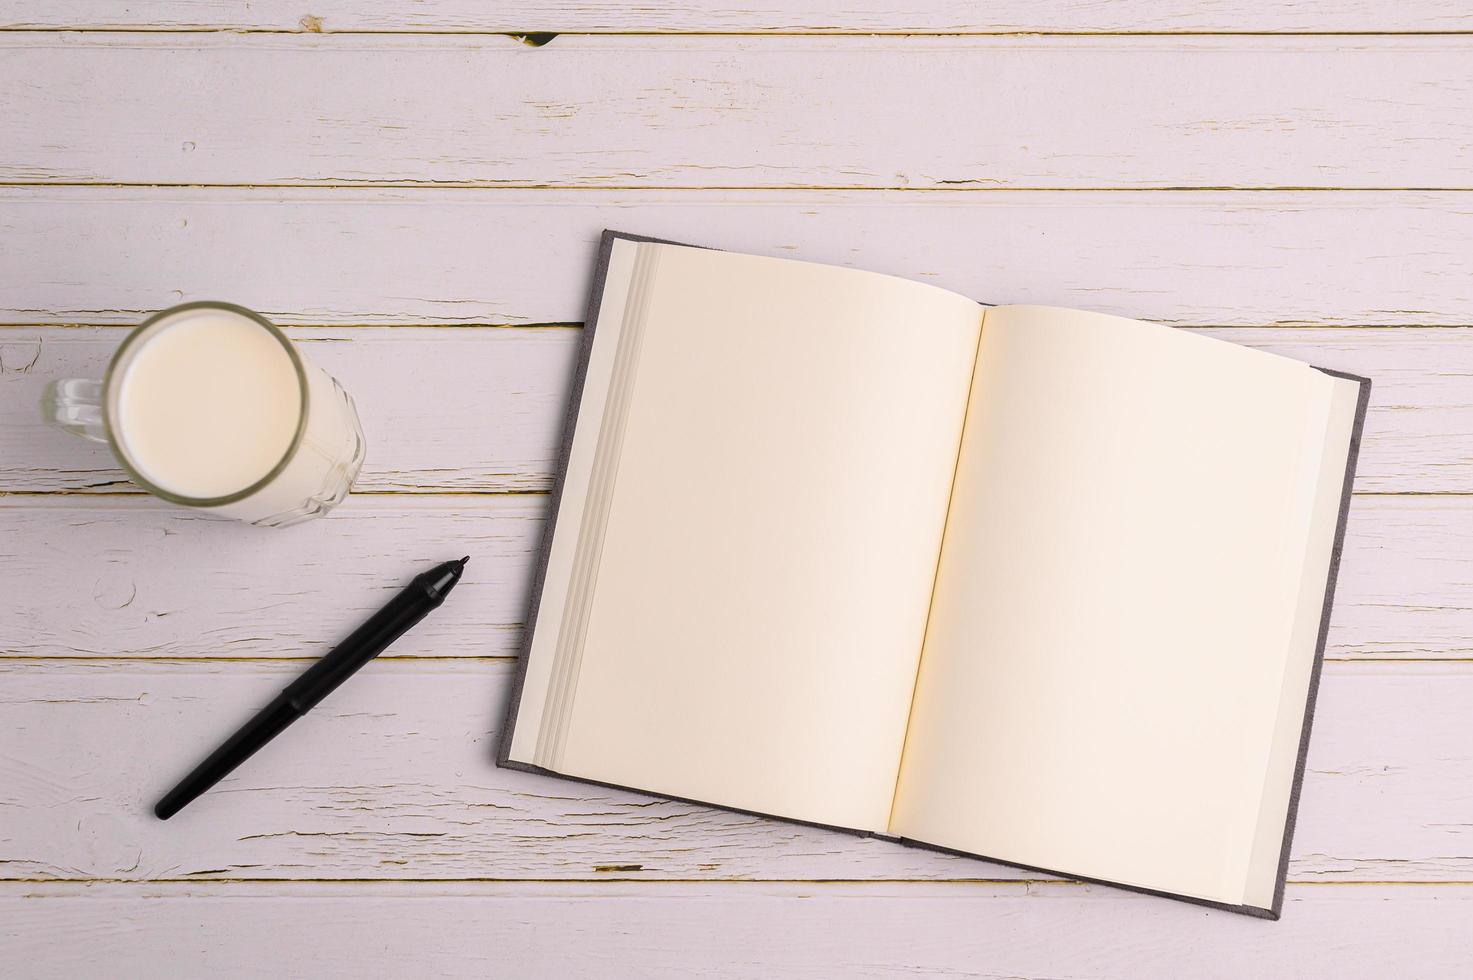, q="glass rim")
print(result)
[101,301,311,508]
